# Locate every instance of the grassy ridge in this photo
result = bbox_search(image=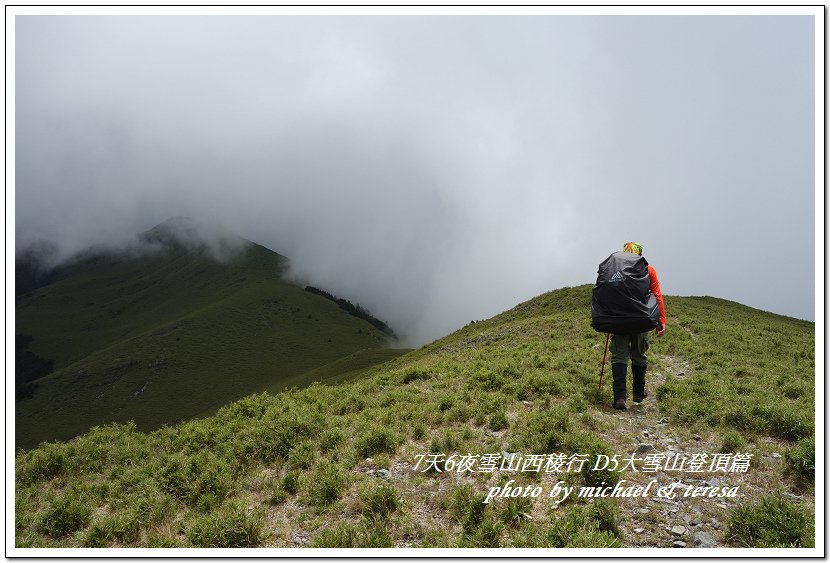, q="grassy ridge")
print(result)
[653,297,814,440]
[15,285,815,548]
[265,348,413,393]
[15,241,396,449]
